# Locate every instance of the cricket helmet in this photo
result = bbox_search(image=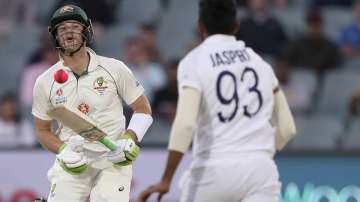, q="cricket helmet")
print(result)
[48,5,93,46]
